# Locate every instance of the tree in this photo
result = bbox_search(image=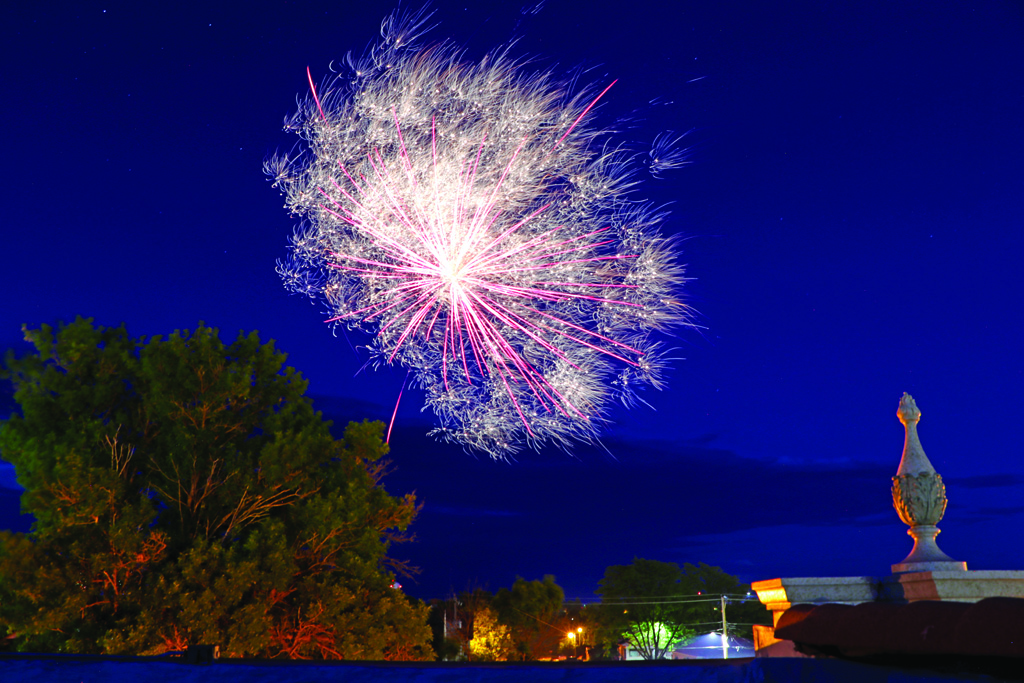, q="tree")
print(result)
[466,606,515,661]
[596,558,695,660]
[0,318,432,659]
[492,575,565,660]
[678,563,770,641]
